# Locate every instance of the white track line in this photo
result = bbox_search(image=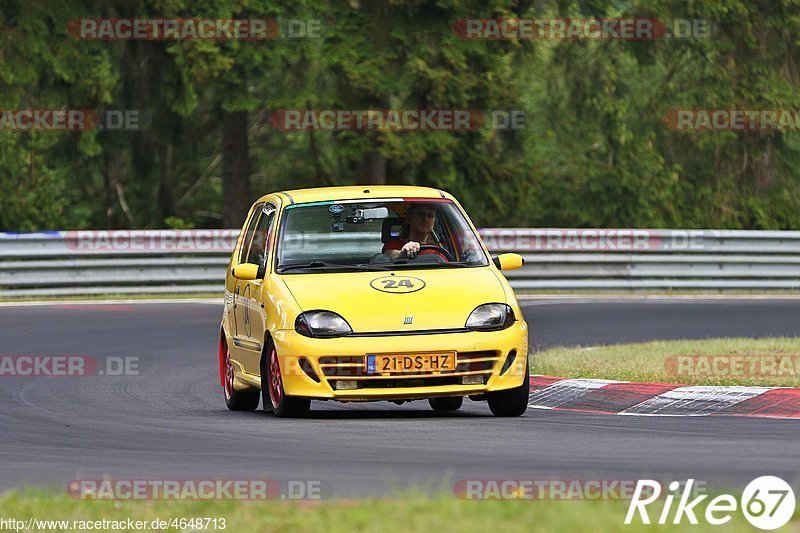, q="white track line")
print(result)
[527,377,791,418]
[620,385,774,416]
[527,378,623,409]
